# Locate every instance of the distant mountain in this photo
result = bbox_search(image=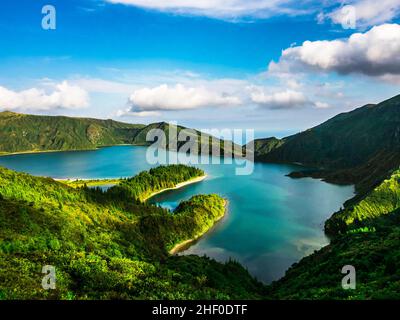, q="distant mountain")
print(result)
[0,111,144,154]
[251,94,400,194]
[132,121,243,156]
[246,137,283,156]
[0,111,241,156]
